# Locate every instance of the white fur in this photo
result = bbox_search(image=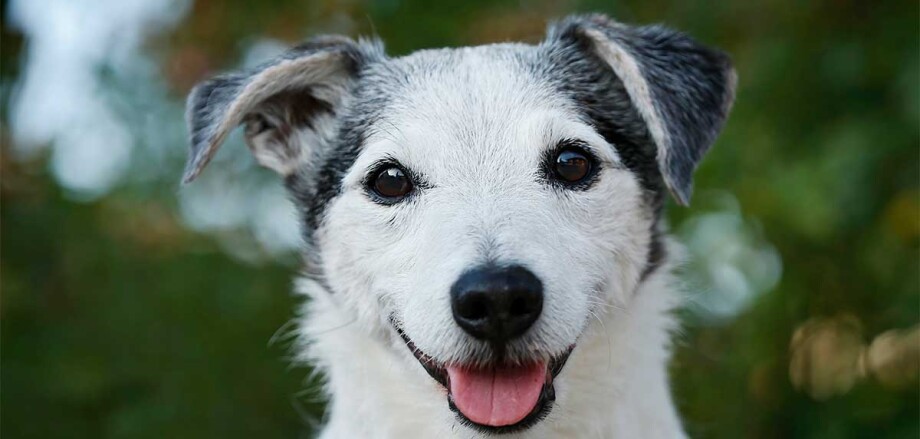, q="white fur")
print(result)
[297,246,686,438]
[182,15,735,436]
[294,51,687,438]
